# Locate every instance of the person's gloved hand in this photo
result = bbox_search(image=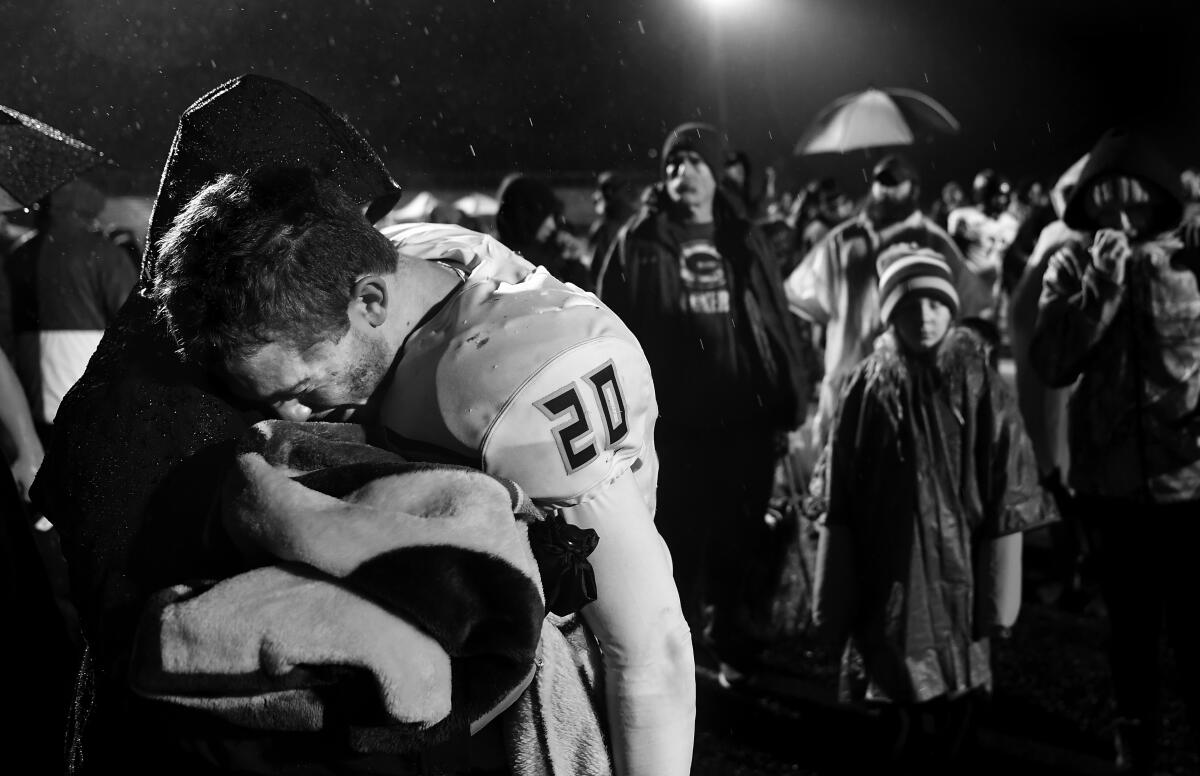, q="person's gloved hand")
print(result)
[1090,228,1131,283]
